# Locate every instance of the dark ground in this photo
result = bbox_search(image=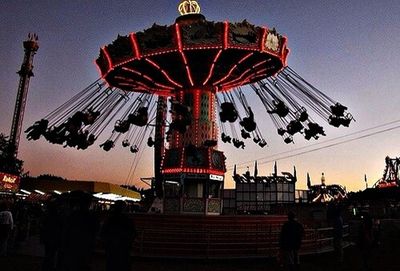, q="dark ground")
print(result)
[1,220,399,271]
